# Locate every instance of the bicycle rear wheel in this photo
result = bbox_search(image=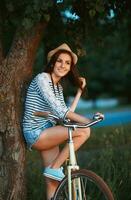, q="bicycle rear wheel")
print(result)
[53,169,114,200]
